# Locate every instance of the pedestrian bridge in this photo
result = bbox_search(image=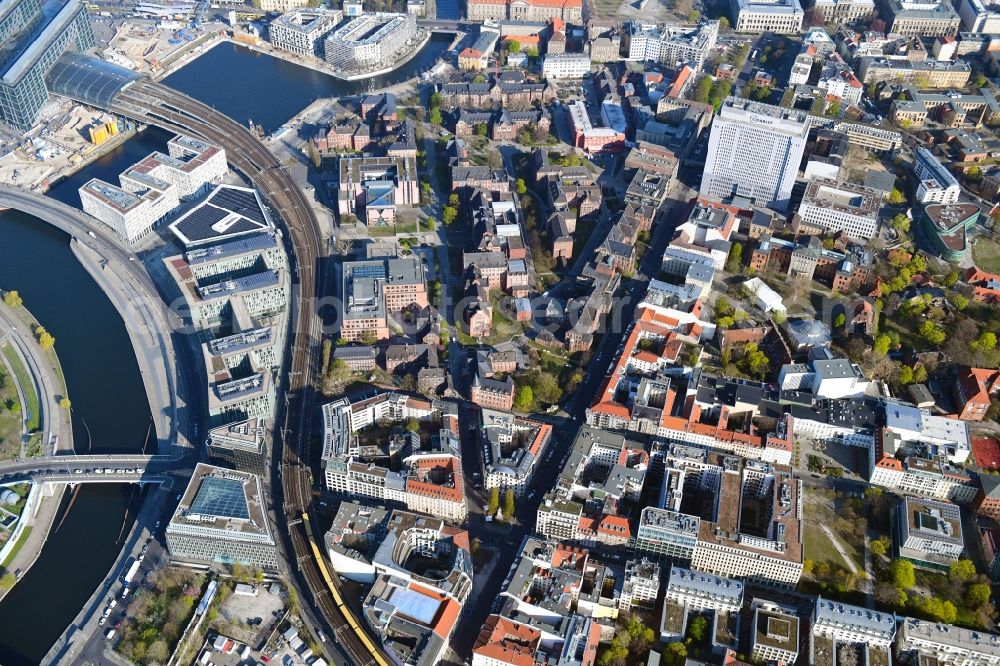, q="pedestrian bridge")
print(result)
[0,454,183,485]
